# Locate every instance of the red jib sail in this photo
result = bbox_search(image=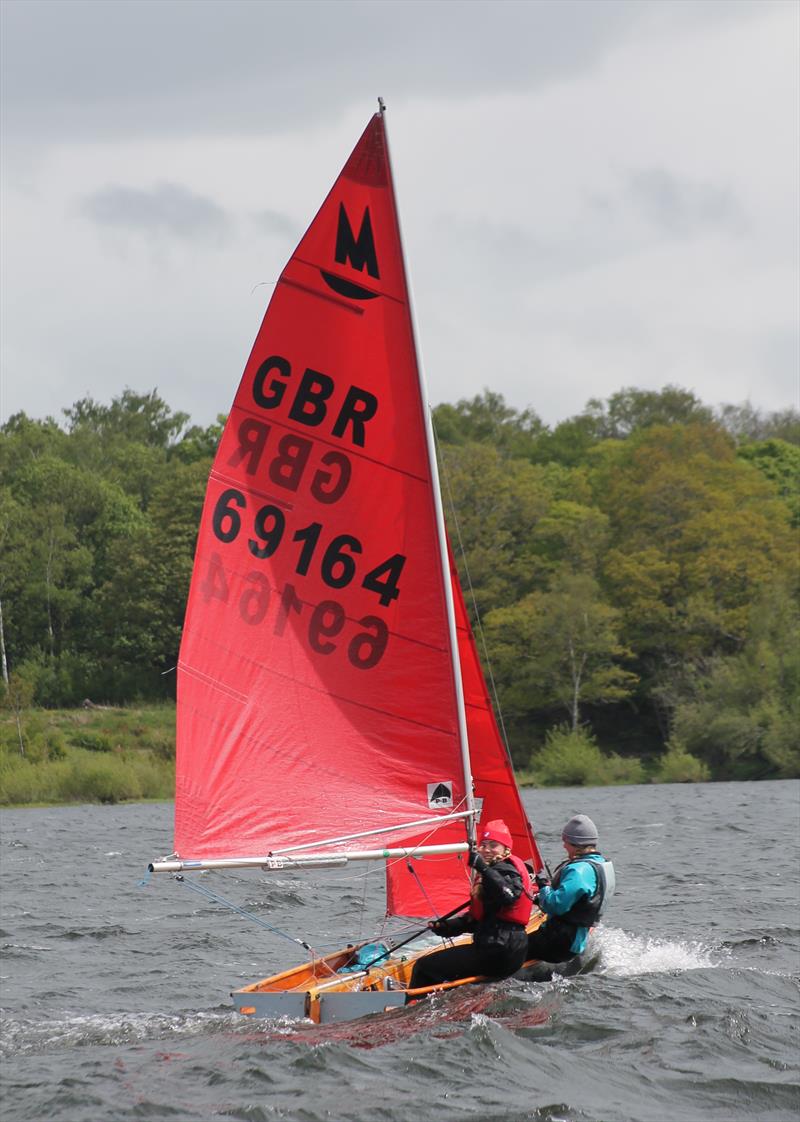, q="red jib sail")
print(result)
[385,545,543,916]
[174,113,471,861]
